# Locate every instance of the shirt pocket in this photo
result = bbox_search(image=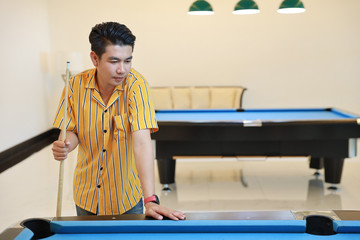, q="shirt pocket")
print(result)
[113,113,131,141]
